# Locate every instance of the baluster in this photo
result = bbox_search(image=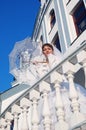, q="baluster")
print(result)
[77,50,86,88]
[30,89,40,130]
[67,71,85,126]
[20,97,31,130]
[50,71,69,130]
[63,61,85,127]
[5,112,13,130]
[11,104,21,130]
[39,81,51,130]
[0,118,6,130]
